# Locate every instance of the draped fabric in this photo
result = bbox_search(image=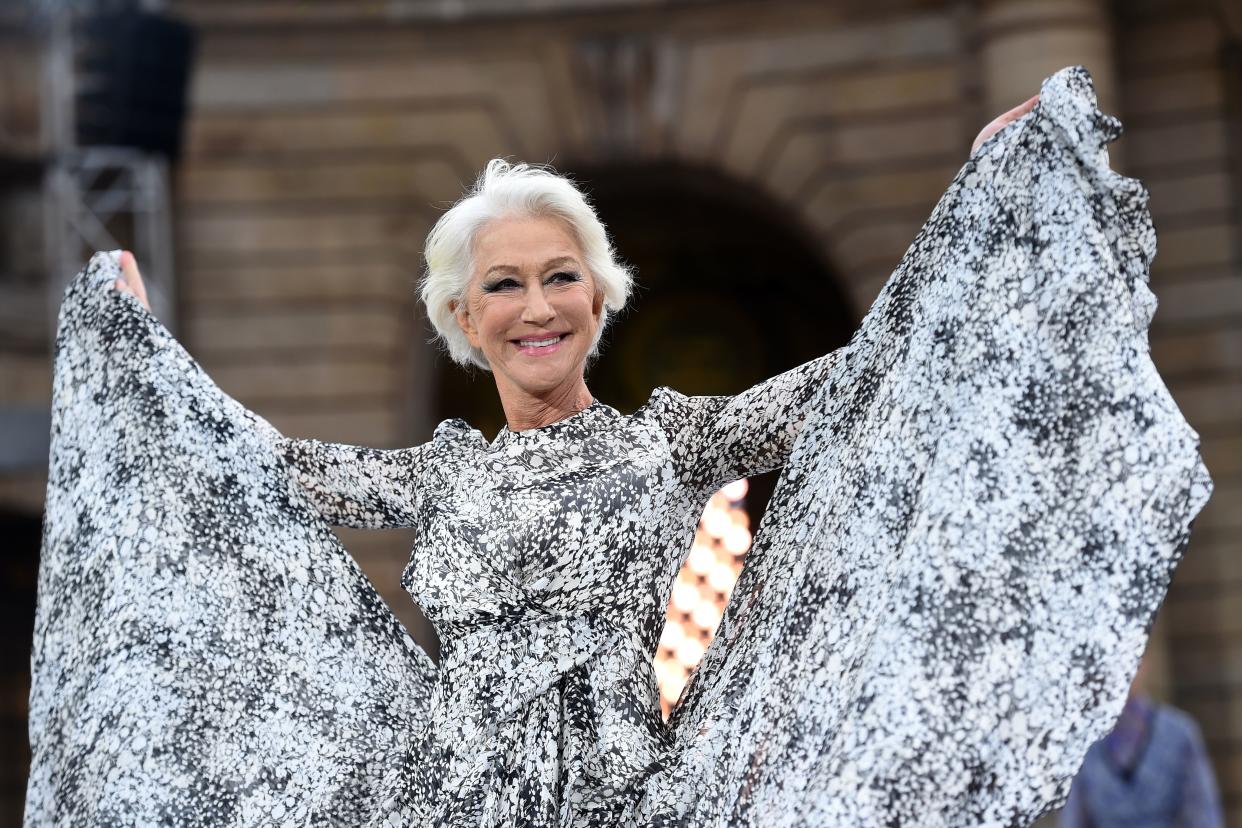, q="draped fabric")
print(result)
[25,66,1211,827]
[622,65,1214,827]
